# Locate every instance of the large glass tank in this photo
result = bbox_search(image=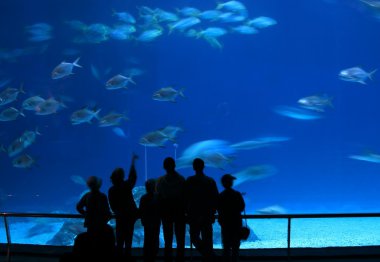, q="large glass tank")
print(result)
[1,0,380,247]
